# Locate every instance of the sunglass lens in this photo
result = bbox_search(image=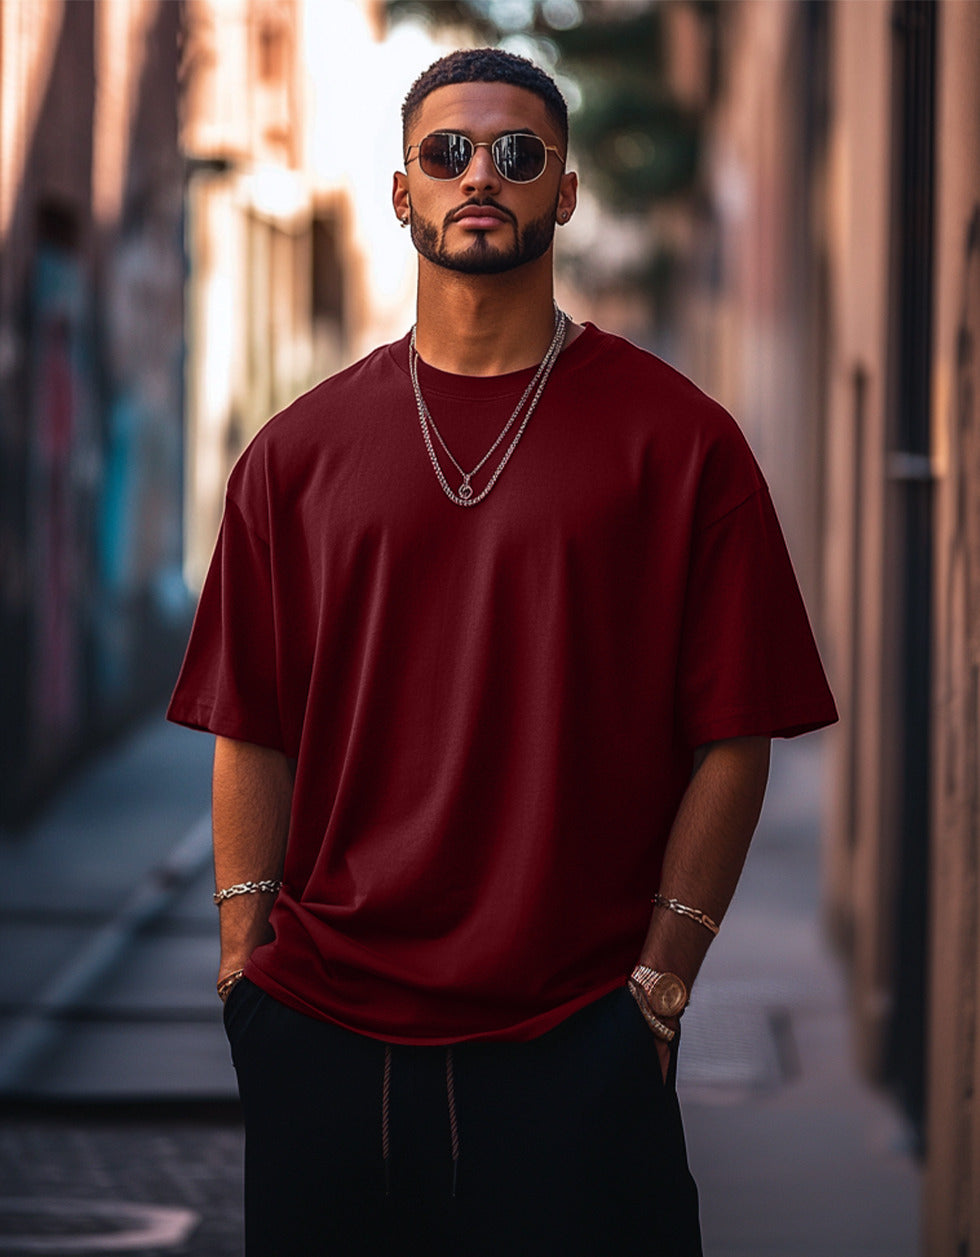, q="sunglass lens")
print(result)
[419,133,472,179]
[493,134,546,182]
